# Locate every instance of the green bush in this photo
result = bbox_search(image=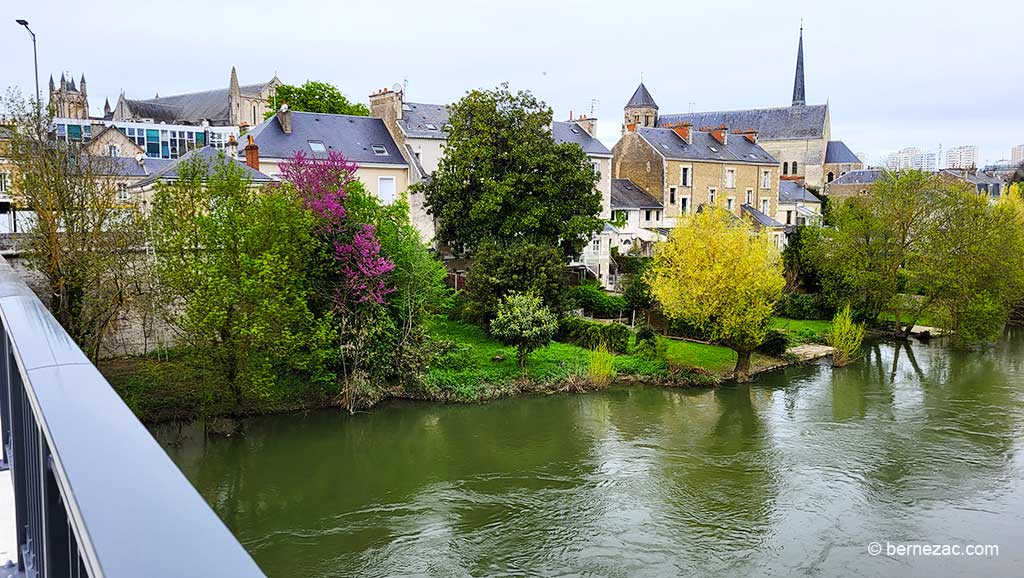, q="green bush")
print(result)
[755,329,790,356]
[588,344,616,387]
[828,304,865,366]
[567,282,628,318]
[635,324,658,344]
[490,292,559,369]
[463,242,568,326]
[556,317,631,353]
[777,293,834,320]
[601,323,631,354]
[632,336,666,361]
